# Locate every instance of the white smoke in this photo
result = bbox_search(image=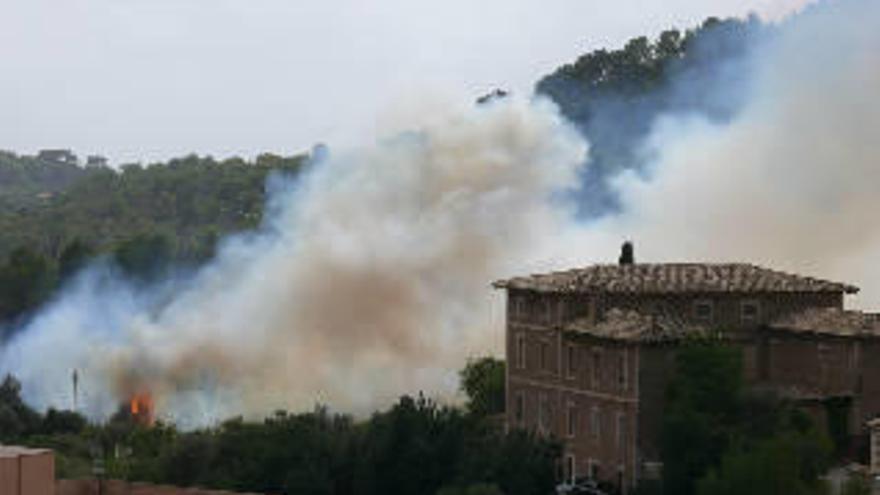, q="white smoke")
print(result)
[0,98,587,426]
[541,0,880,309]
[2,0,878,427]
